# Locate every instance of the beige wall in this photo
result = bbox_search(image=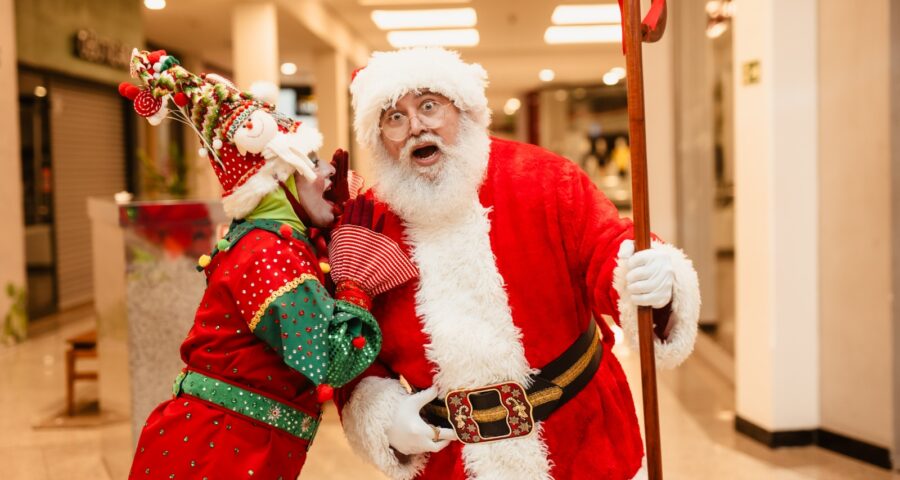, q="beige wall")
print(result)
[15,0,143,85]
[818,0,894,449]
[0,0,26,330]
